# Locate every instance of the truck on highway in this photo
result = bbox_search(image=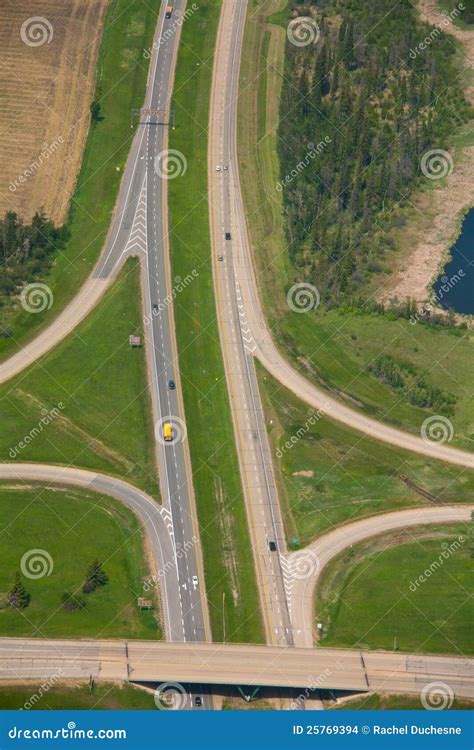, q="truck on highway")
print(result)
[163,422,173,442]
[165,5,173,18]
